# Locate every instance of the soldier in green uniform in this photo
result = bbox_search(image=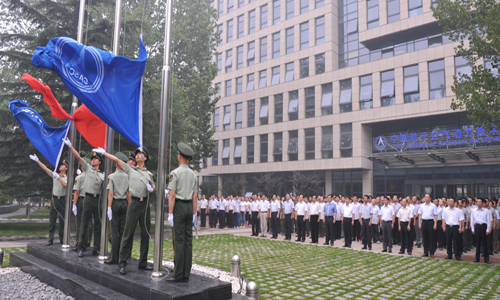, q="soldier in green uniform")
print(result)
[71,158,93,251]
[96,146,155,275]
[30,154,68,245]
[64,138,104,257]
[104,152,130,265]
[166,142,197,282]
